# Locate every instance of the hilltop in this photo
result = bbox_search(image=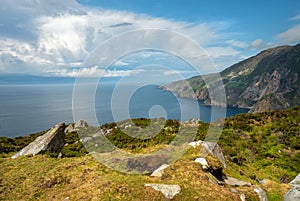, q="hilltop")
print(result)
[0,107,299,200]
[162,44,300,112]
